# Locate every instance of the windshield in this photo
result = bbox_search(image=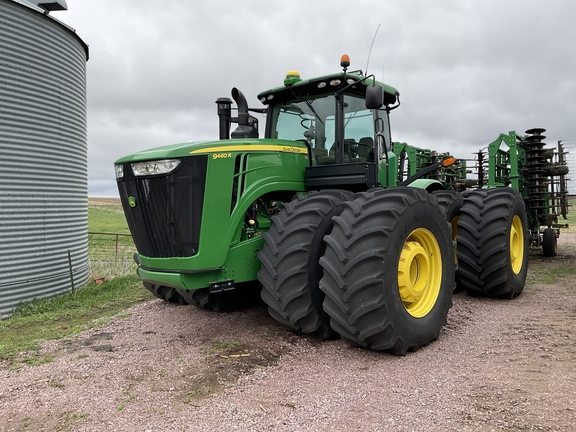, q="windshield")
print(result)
[271,94,379,165]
